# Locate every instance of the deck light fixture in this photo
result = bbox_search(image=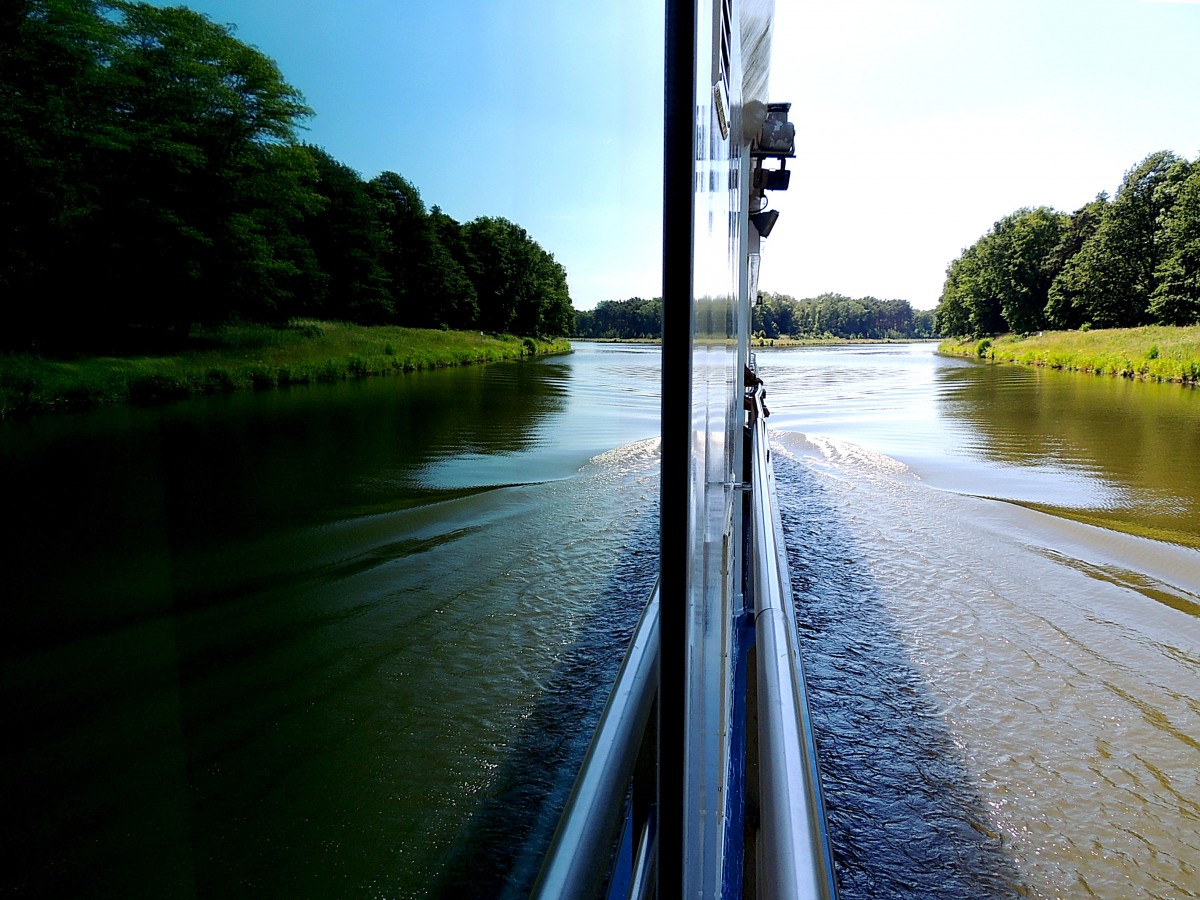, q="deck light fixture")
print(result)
[749,101,794,199]
[750,209,779,238]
